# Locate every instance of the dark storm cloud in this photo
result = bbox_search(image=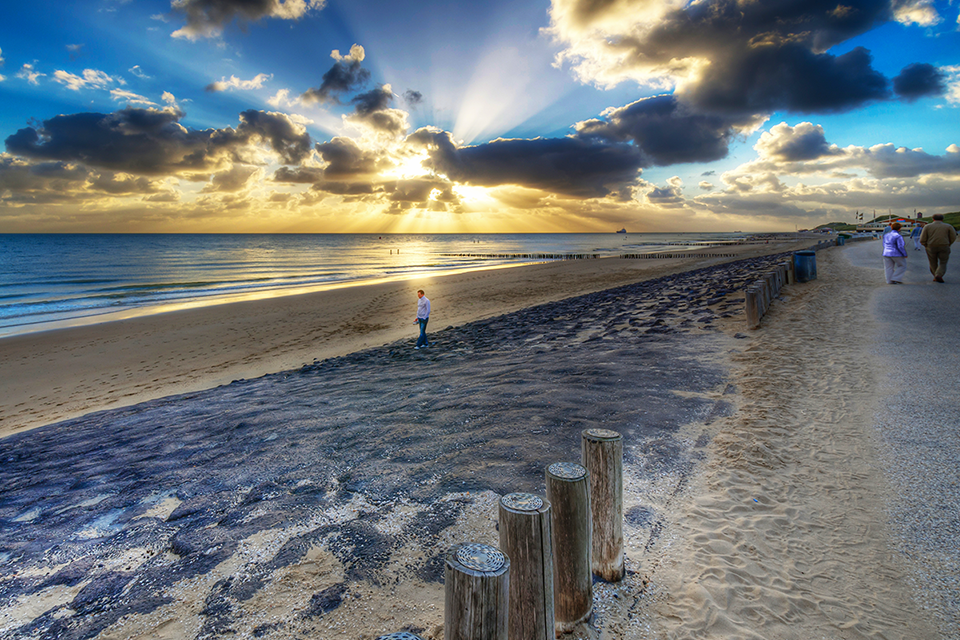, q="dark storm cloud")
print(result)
[300,45,370,105]
[314,136,389,179]
[272,165,325,183]
[4,107,313,175]
[347,86,409,136]
[403,90,423,106]
[0,155,167,205]
[170,0,324,39]
[554,0,943,117]
[236,109,312,164]
[683,45,890,115]
[892,63,946,101]
[575,95,750,165]
[352,86,393,115]
[0,156,90,198]
[385,177,455,203]
[645,183,684,207]
[408,128,644,197]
